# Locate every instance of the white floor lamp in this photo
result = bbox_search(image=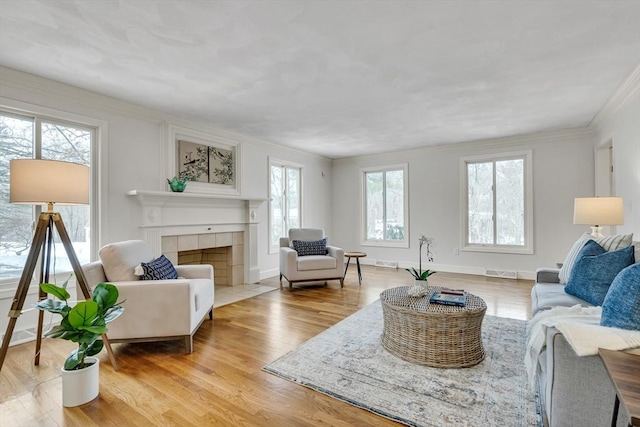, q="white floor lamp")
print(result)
[0,159,117,372]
